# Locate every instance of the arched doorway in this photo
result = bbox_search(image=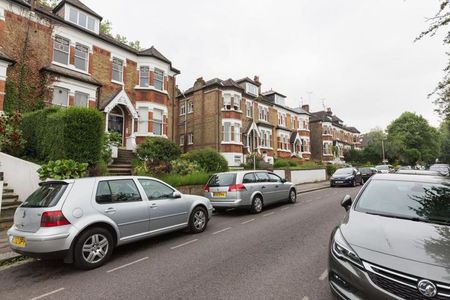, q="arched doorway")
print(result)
[107,105,125,146]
